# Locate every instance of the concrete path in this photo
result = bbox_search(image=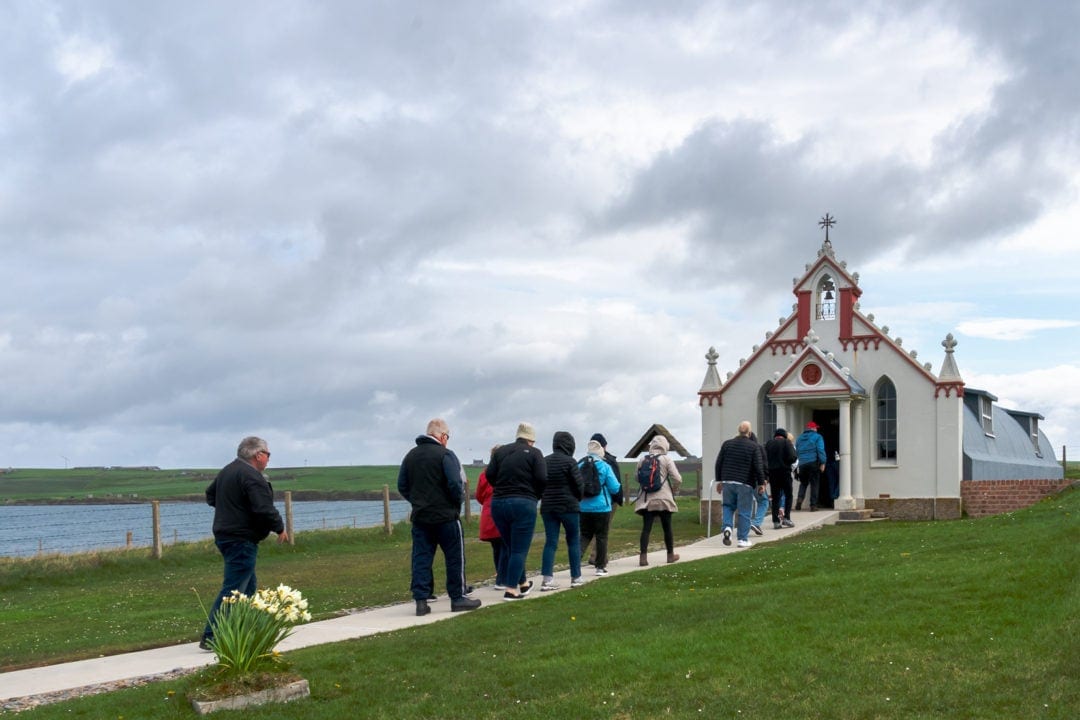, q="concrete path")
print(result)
[0,510,839,704]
